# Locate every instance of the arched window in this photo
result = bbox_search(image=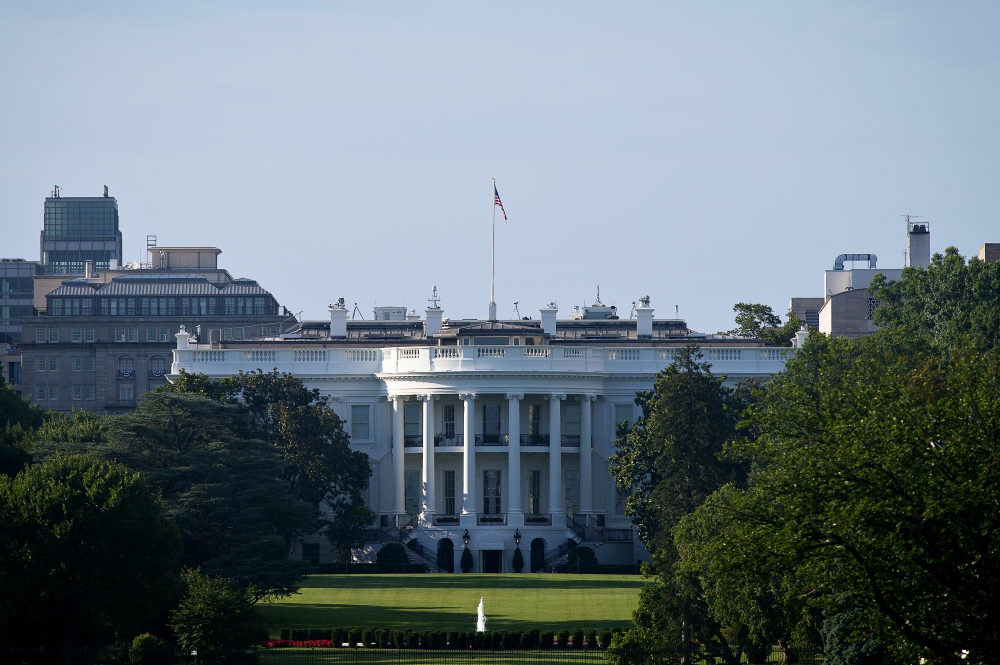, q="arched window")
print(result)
[148,356,167,377]
[437,538,455,573]
[530,538,546,573]
[117,356,135,377]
